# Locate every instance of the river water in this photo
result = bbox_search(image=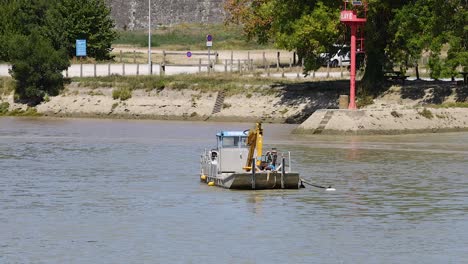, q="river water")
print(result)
[0,117,467,263]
